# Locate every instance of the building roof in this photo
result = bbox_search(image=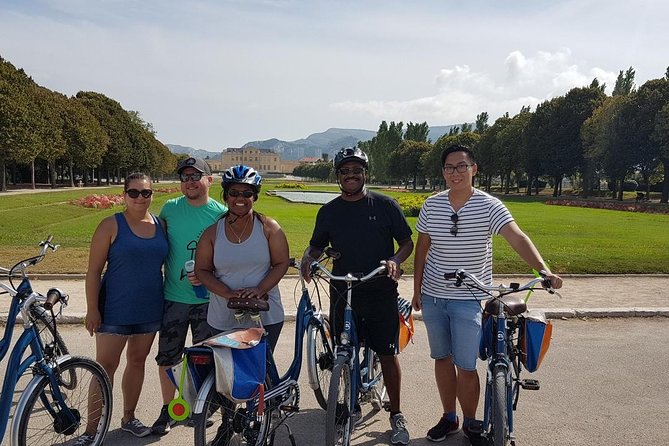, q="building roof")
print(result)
[224,147,276,154]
